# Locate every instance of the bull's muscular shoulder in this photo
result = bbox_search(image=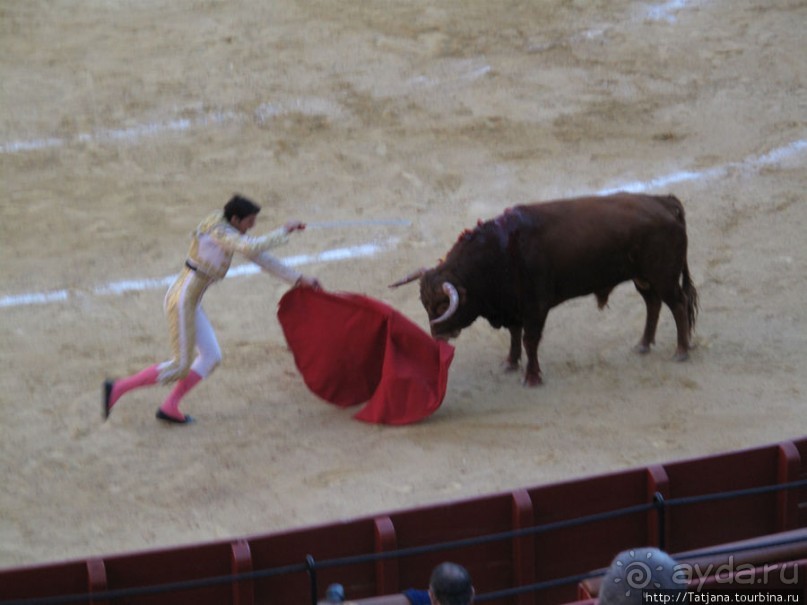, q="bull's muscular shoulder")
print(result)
[494,204,541,234]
